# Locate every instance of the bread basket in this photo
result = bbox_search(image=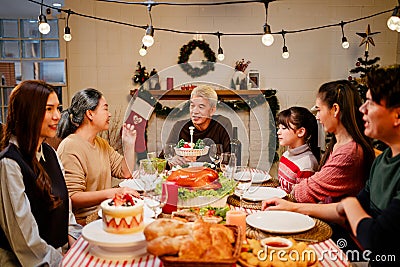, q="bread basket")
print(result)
[159,224,242,267]
[174,146,209,157]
